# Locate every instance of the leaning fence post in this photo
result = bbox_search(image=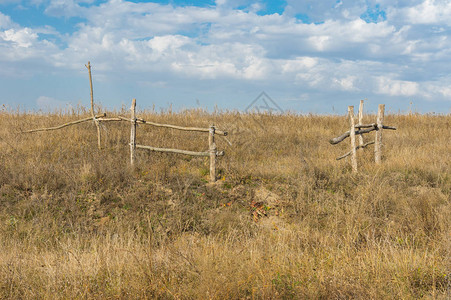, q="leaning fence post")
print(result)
[130,99,137,166]
[375,104,385,164]
[85,61,101,150]
[358,100,364,151]
[348,106,358,173]
[209,125,216,182]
